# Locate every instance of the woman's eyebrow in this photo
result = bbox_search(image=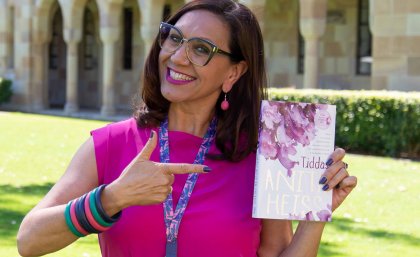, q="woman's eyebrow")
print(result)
[173,25,217,43]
